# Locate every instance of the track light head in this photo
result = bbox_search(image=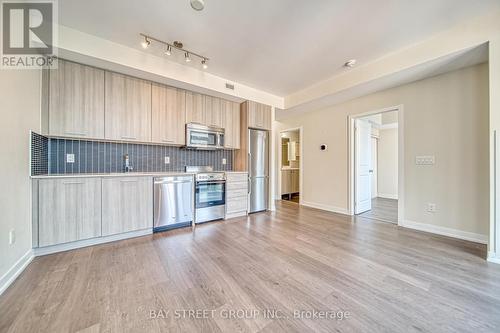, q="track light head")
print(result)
[202,59,208,69]
[165,45,172,56]
[141,37,151,49]
[185,52,191,62]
